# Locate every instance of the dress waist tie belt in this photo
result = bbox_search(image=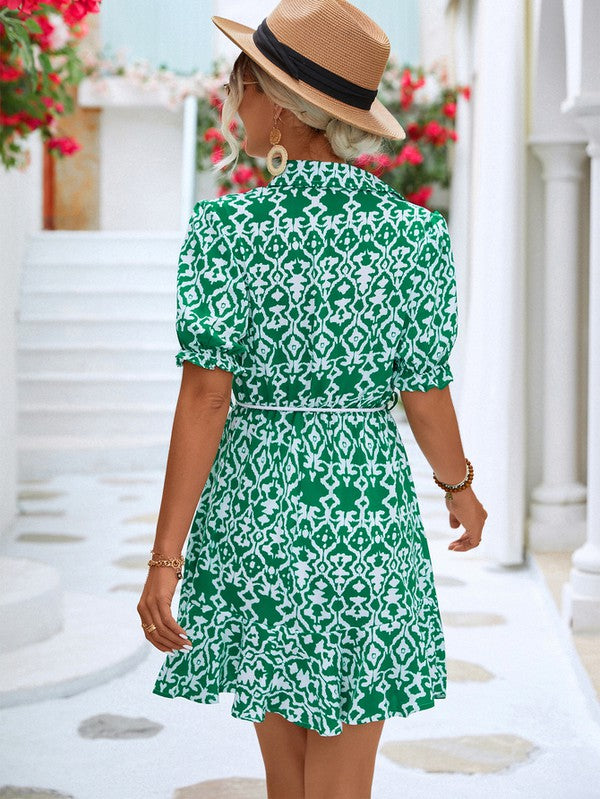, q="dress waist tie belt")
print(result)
[234,390,399,413]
